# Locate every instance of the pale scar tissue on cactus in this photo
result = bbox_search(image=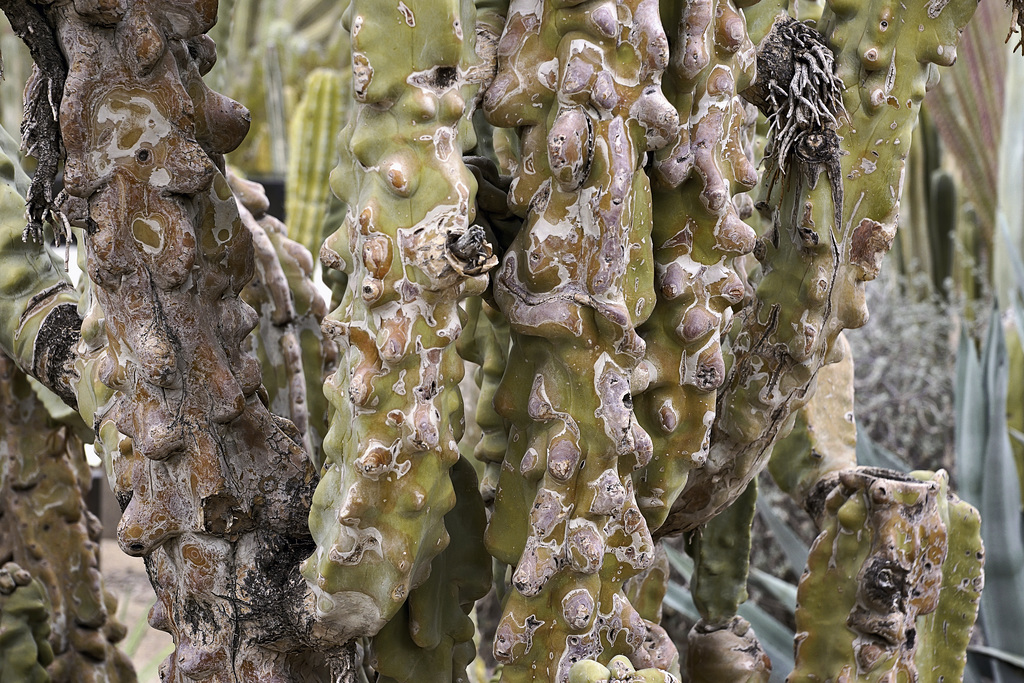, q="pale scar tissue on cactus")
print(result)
[0,0,991,681]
